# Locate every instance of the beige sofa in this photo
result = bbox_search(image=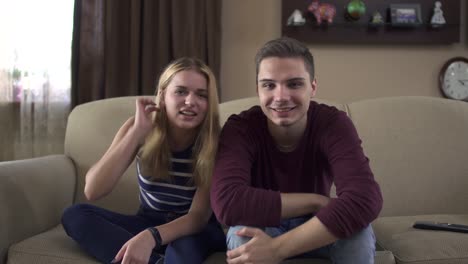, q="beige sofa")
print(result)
[1,96,467,264]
